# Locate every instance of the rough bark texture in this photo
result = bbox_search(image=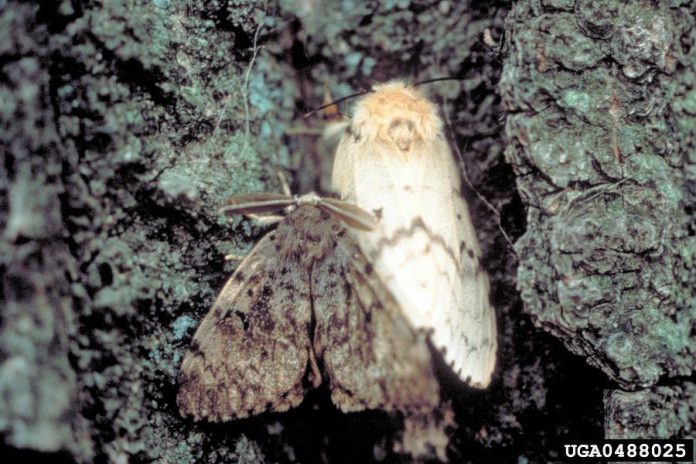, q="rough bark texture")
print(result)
[0,1,692,463]
[501,0,695,451]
